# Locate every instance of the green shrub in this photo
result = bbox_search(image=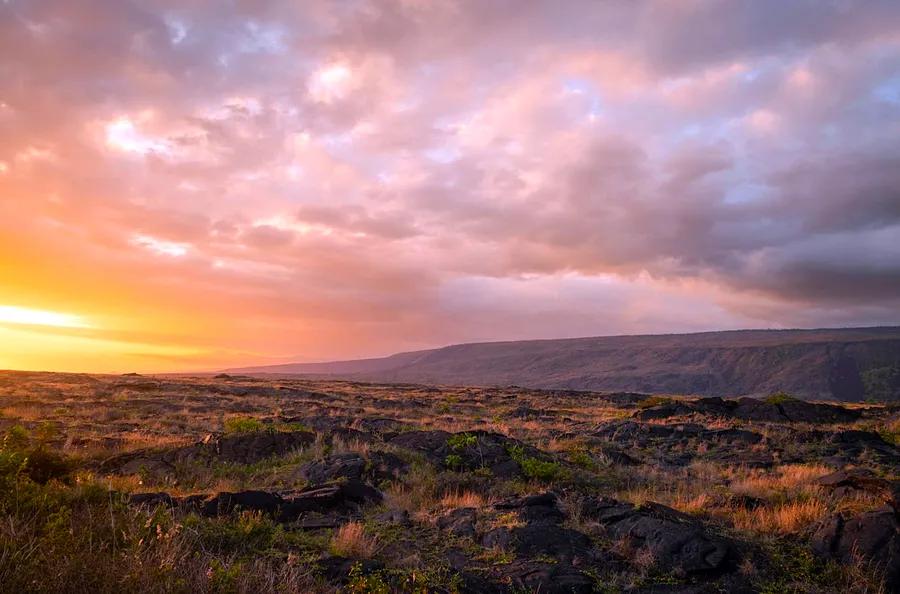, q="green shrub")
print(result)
[223,417,267,434]
[567,448,596,470]
[636,396,673,409]
[345,563,390,594]
[520,458,562,482]
[507,445,563,482]
[444,454,463,470]
[22,447,71,484]
[764,391,796,405]
[3,424,30,450]
[447,433,477,451]
[207,560,243,594]
[0,426,71,485]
